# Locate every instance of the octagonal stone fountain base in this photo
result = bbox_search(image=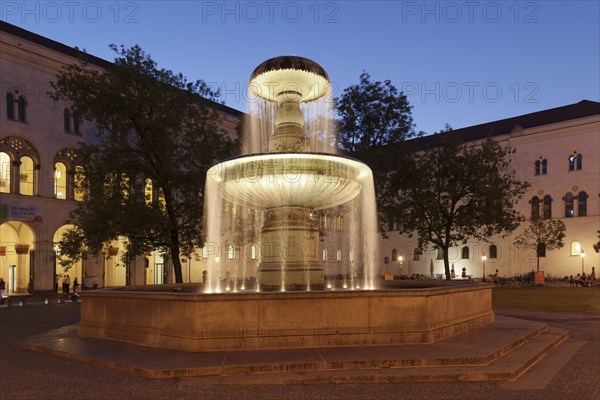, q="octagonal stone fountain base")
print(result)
[78,282,494,352]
